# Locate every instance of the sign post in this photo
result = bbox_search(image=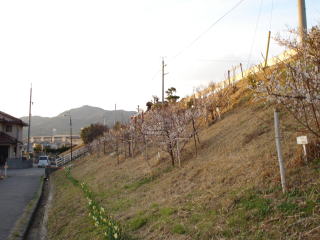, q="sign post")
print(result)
[297,136,308,161]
